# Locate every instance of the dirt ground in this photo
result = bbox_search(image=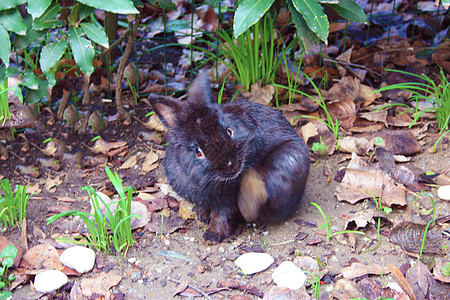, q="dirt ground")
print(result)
[1,97,449,299]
